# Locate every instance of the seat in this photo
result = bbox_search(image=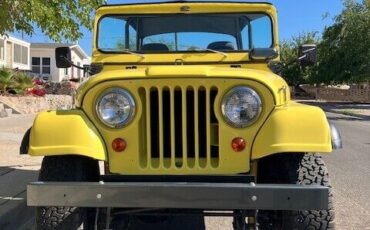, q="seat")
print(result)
[207,41,235,51]
[141,43,169,51]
